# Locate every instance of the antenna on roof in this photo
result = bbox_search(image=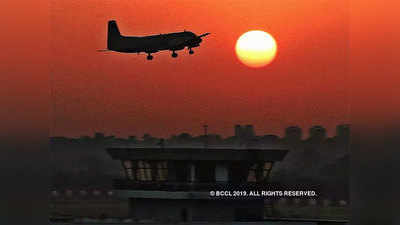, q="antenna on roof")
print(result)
[203,125,208,150]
